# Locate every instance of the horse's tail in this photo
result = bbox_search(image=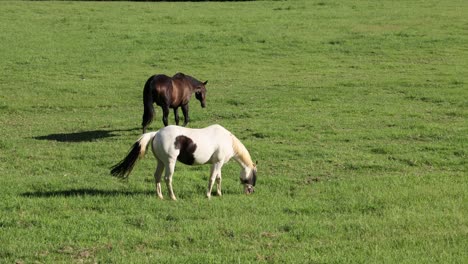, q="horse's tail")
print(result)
[142,77,155,132]
[110,131,158,178]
